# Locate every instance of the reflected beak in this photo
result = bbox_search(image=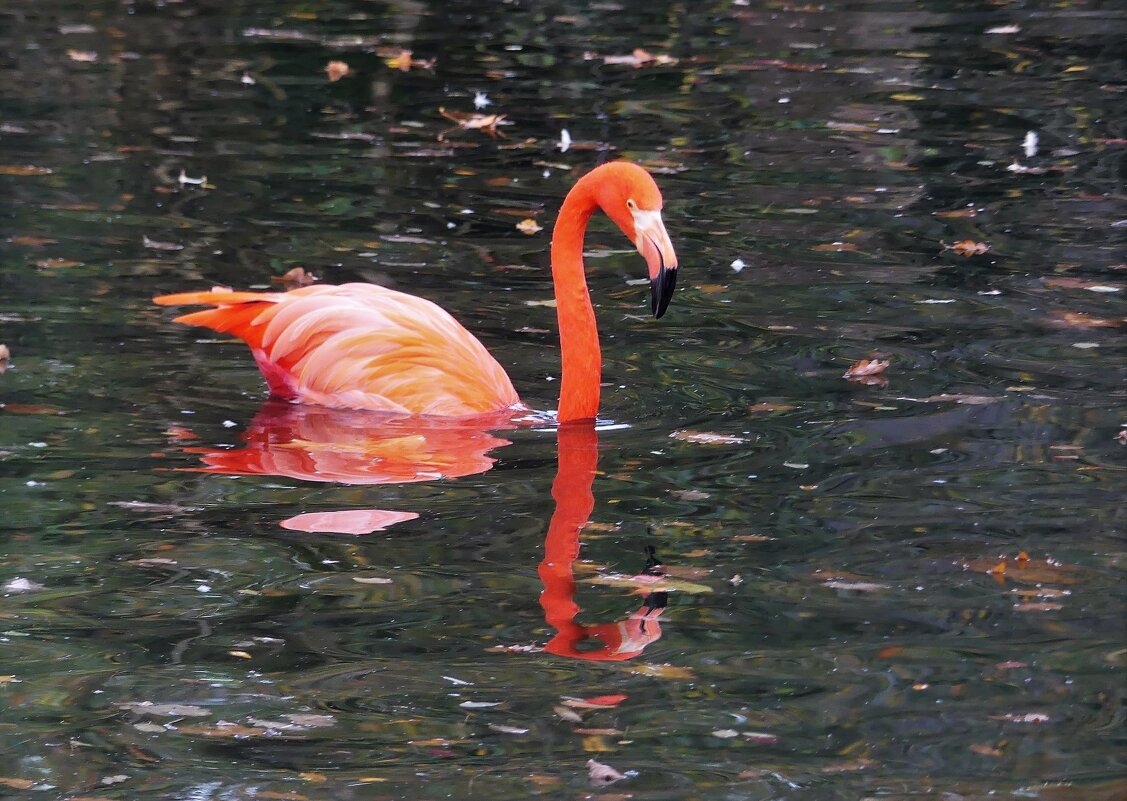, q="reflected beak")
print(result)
[633,209,679,318]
